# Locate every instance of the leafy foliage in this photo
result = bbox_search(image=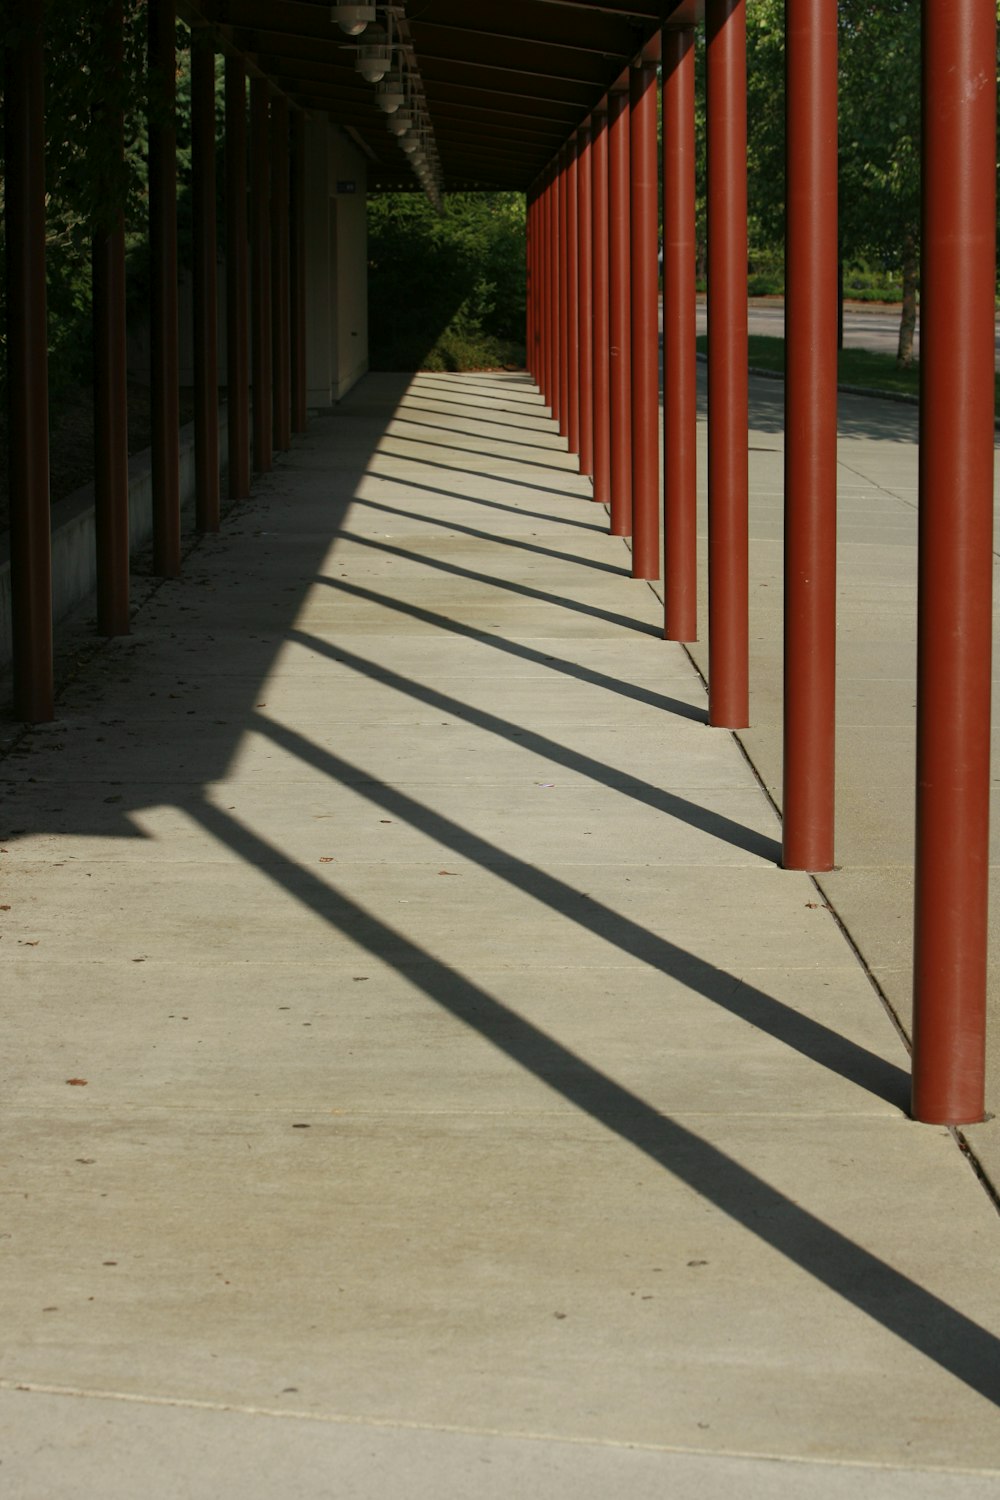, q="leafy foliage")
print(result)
[837,0,920,273]
[367,192,526,370]
[1,0,153,401]
[741,0,928,356]
[744,0,921,272]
